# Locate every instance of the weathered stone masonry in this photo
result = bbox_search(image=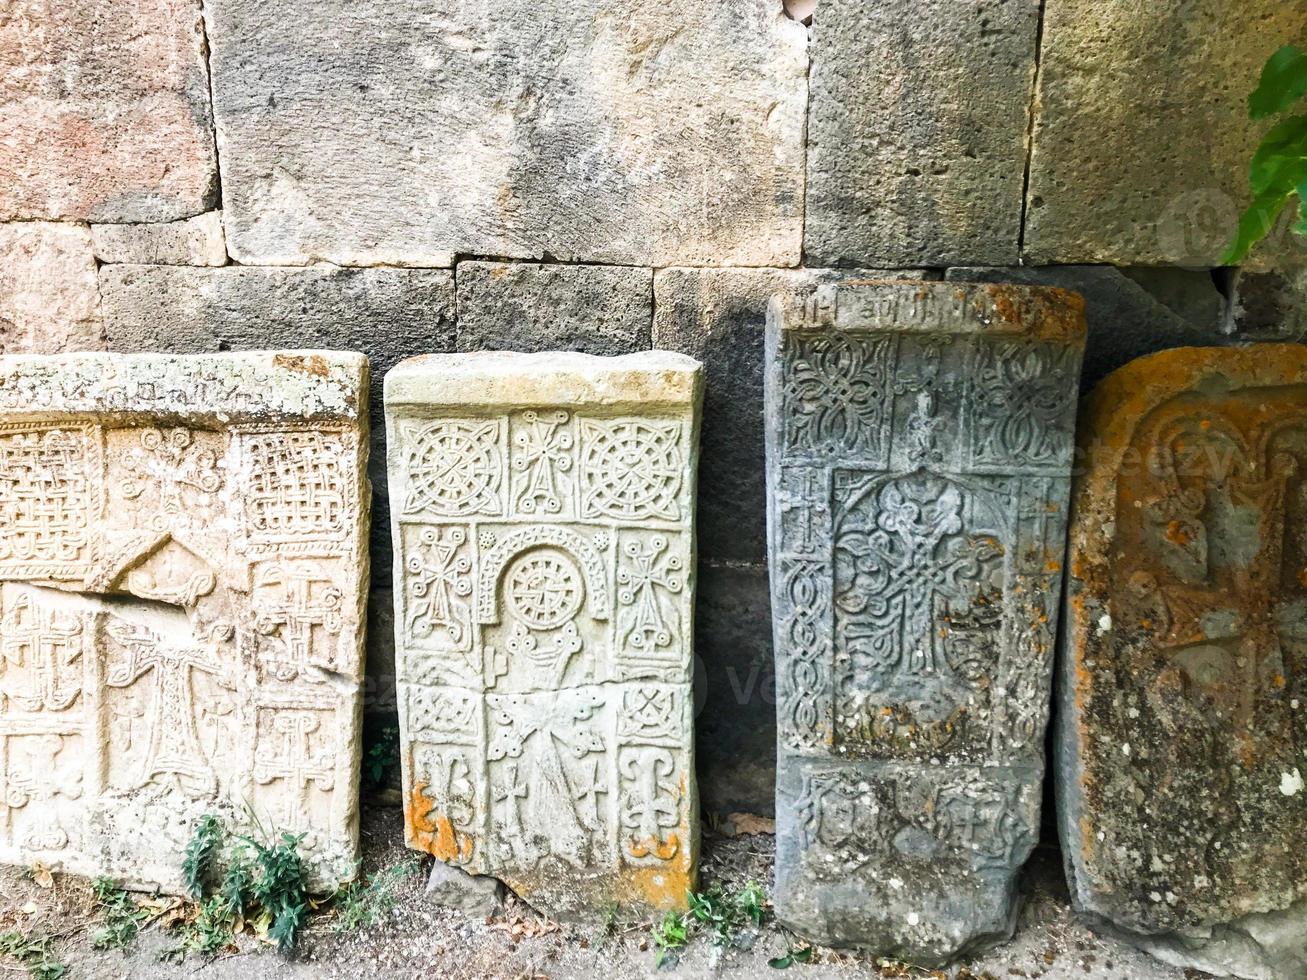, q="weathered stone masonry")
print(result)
[1,0,1306,820]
